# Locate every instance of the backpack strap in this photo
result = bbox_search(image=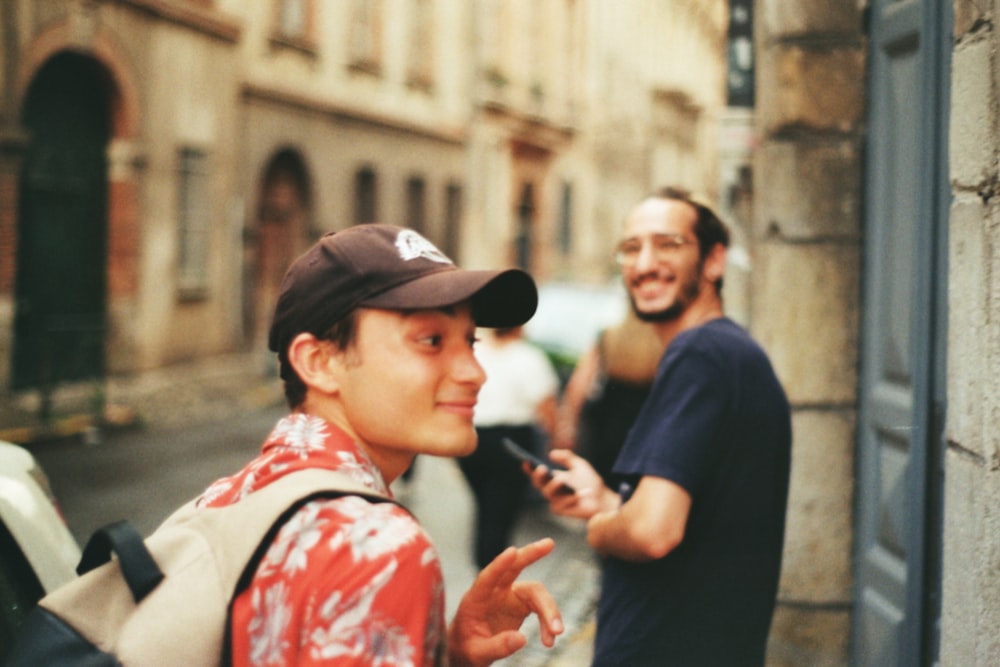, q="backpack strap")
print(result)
[76,520,165,603]
[218,470,402,666]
